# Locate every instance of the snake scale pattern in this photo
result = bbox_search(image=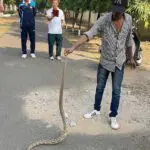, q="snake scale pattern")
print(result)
[27,60,68,150]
